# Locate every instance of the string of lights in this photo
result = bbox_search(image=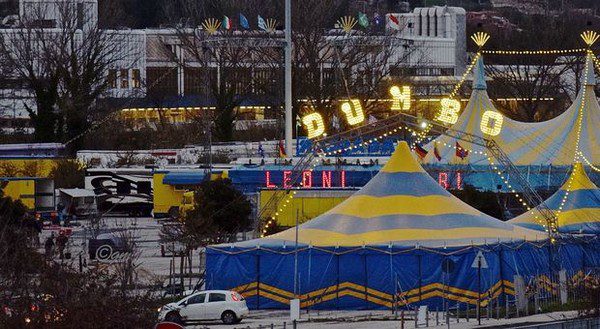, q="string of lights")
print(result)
[591,54,600,78]
[449,52,481,99]
[578,151,600,172]
[482,49,586,55]
[552,50,592,224]
[485,156,554,233]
